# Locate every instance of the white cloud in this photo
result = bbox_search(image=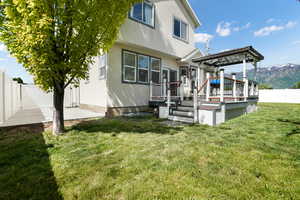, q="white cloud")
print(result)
[216,22,232,37]
[216,22,251,37]
[233,22,251,32]
[254,21,298,37]
[194,33,213,43]
[266,18,275,23]
[286,21,297,28]
[254,25,284,37]
[293,41,300,45]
